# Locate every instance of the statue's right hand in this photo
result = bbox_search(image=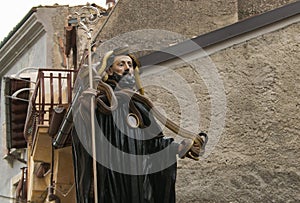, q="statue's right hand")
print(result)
[81,88,98,97]
[78,88,99,110]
